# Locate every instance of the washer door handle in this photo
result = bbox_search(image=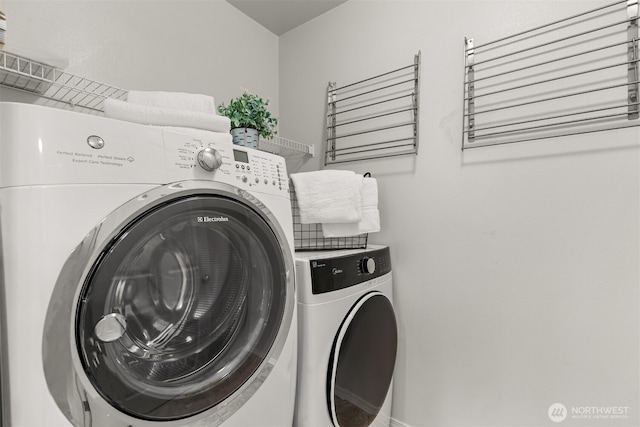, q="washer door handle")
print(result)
[94,313,127,343]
